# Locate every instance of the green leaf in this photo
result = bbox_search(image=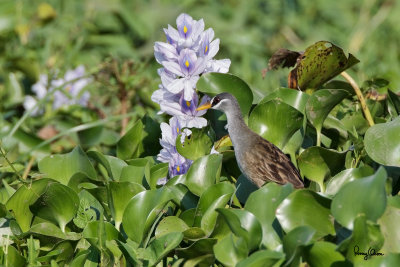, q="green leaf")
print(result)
[29,222,80,240]
[305,89,350,145]
[197,72,253,115]
[303,241,346,267]
[298,147,346,192]
[184,154,223,196]
[260,88,310,114]
[325,166,374,197]
[88,151,128,181]
[39,146,97,185]
[331,167,387,230]
[176,238,217,260]
[30,182,80,232]
[193,182,235,235]
[144,232,183,266]
[378,196,400,253]
[216,208,262,251]
[155,216,189,238]
[2,245,26,267]
[249,100,303,149]
[245,183,293,250]
[213,234,248,267]
[140,115,162,157]
[6,179,50,232]
[236,250,285,267]
[290,41,359,89]
[109,181,145,230]
[166,184,198,211]
[176,127,213,161]
[117,119,143,160]
[364,117,400,167]
[282,226,316,267]
[83,221,120,250]
[122,187,173,244]
[276,189,335,239]
[149,163,169,189]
